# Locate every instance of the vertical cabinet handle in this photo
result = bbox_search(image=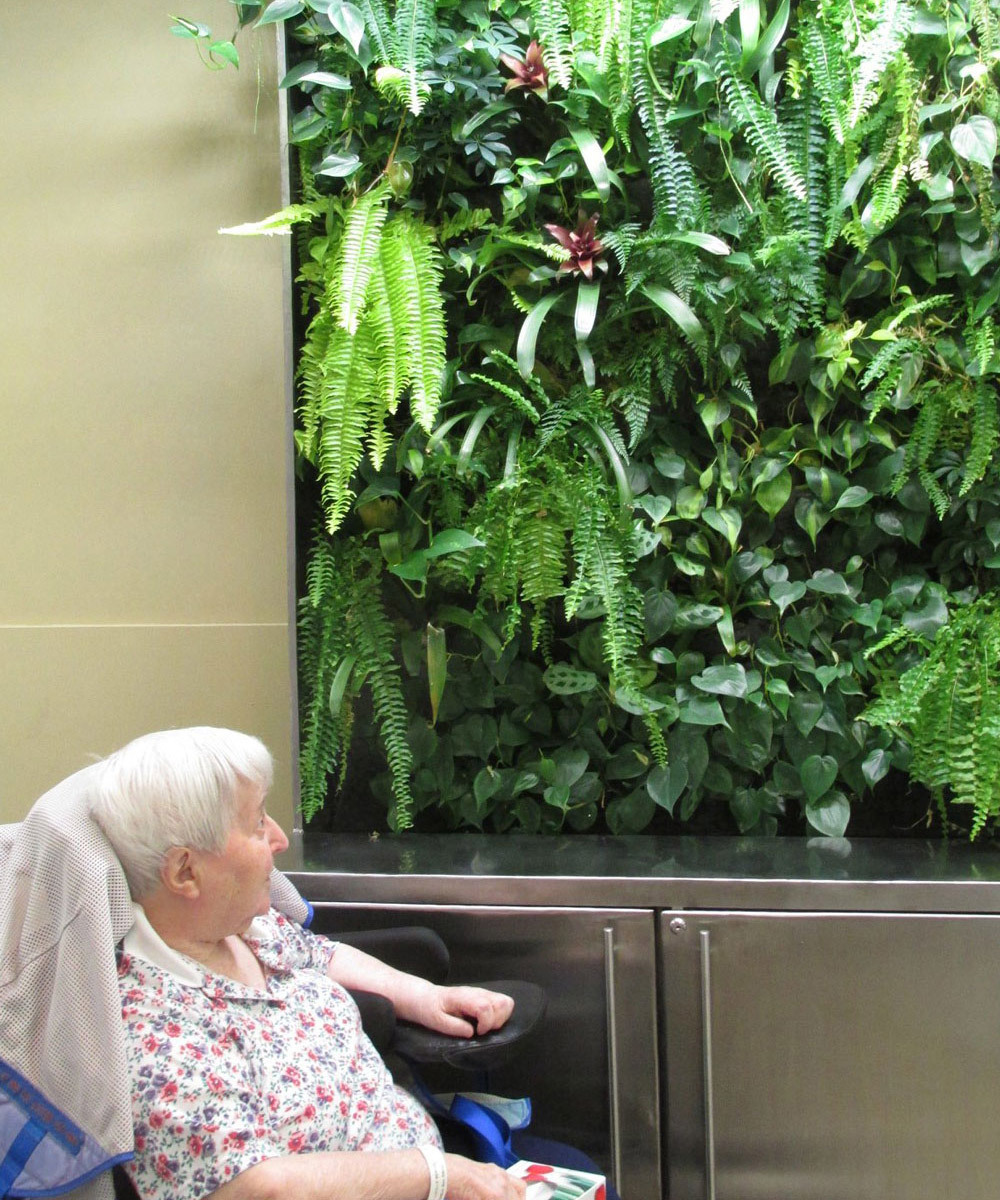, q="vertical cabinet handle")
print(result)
[700,929,717,1200]
[603,925,622,1194]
